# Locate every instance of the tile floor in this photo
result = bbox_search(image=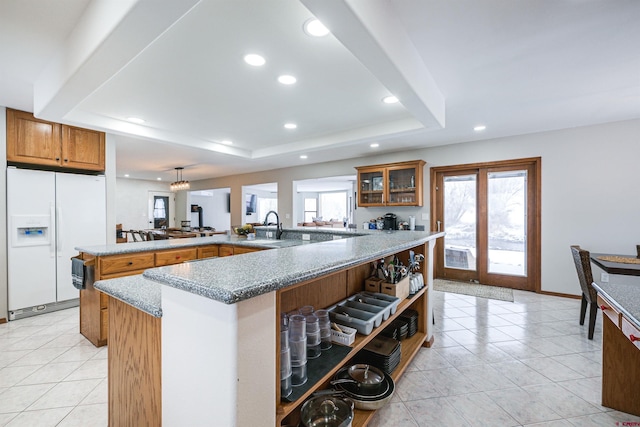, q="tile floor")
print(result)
[1,290,639,426]
[370,289,640,427]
